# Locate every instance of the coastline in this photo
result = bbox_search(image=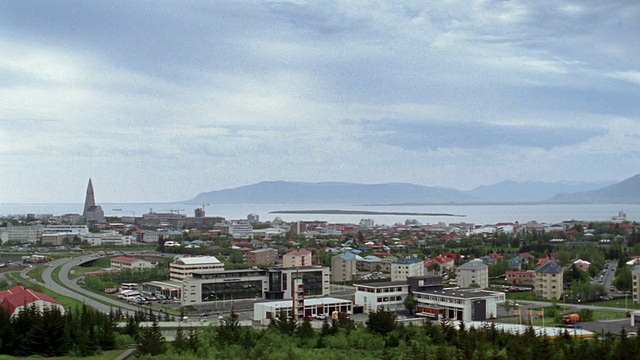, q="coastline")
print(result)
[269,209,466,217]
